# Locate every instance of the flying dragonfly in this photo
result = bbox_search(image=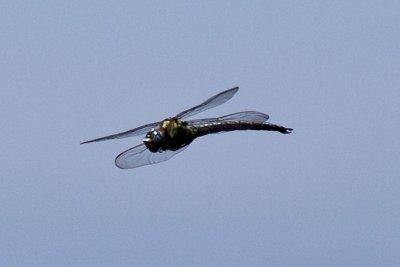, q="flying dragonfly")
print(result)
[81,87,292,169]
